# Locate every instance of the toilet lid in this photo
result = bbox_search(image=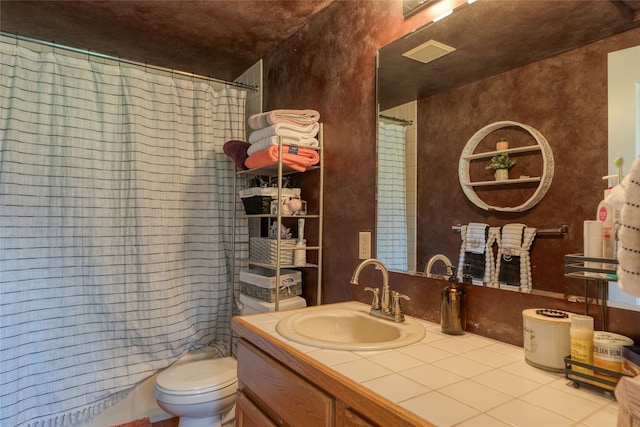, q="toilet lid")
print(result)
[156,357,237,393]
